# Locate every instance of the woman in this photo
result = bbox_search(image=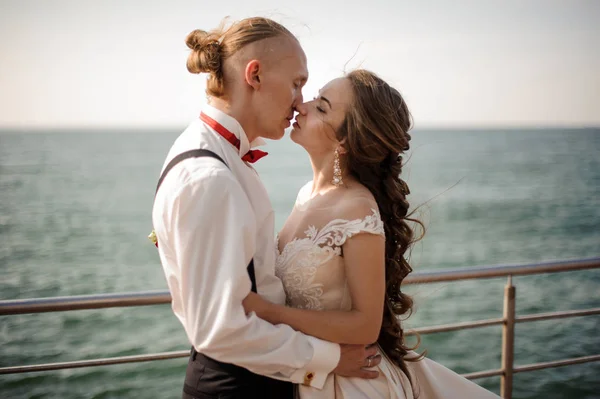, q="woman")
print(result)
[243,70,499,398]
